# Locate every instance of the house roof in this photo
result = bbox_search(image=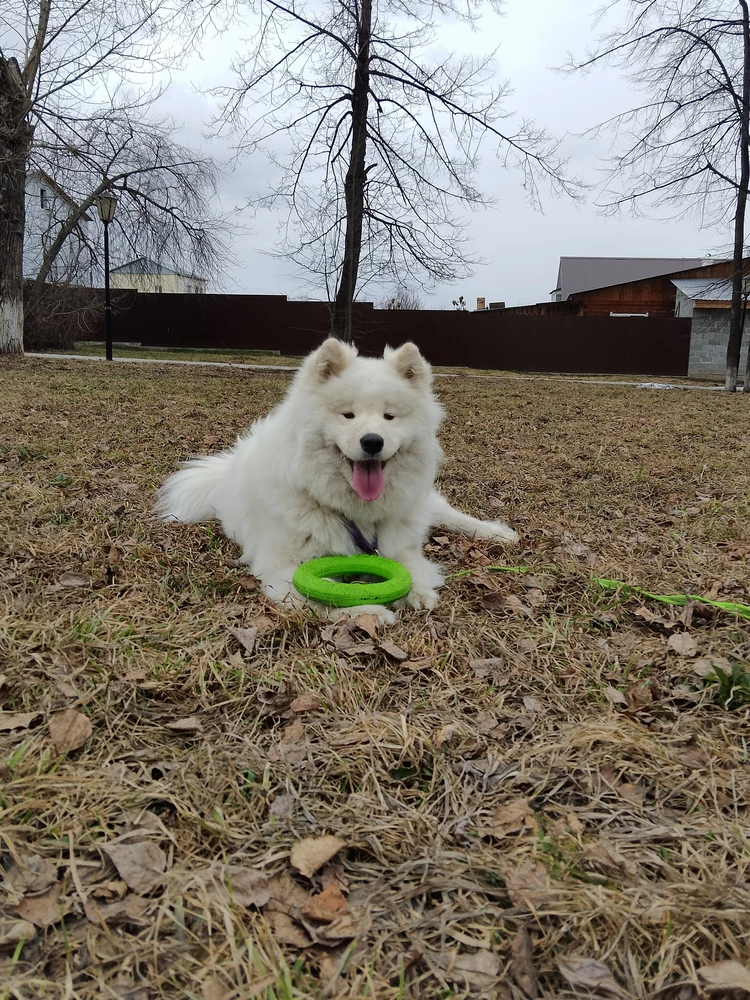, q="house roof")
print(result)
[553,256,704,299]
[672,278,734,302]
[111,257,205,280]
